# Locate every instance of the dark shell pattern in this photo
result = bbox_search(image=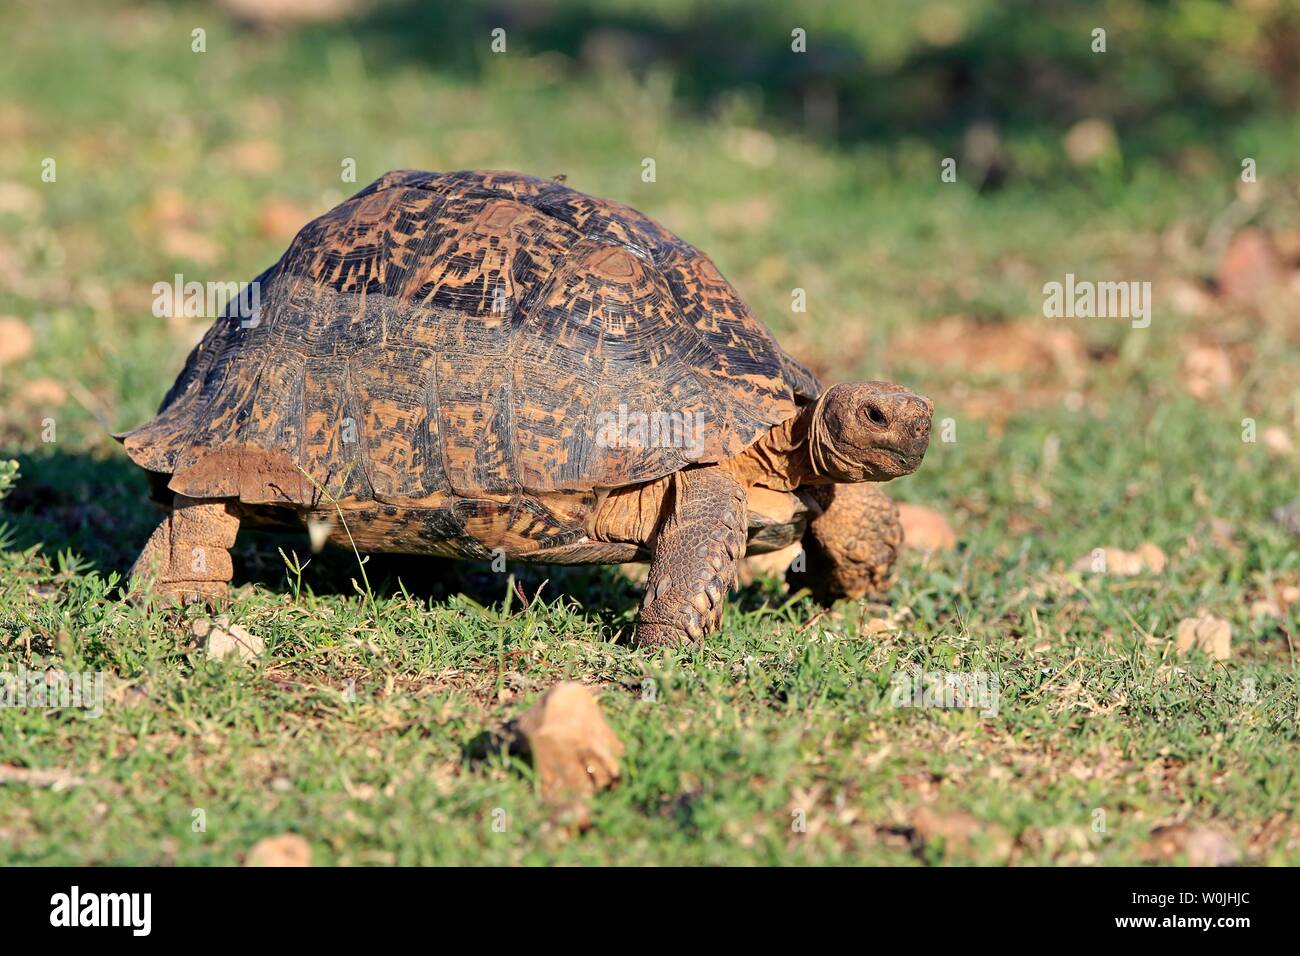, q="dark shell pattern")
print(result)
[120,170,820,555]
